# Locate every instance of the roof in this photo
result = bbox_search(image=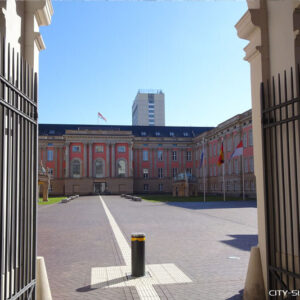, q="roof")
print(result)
[39,124,214,138]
